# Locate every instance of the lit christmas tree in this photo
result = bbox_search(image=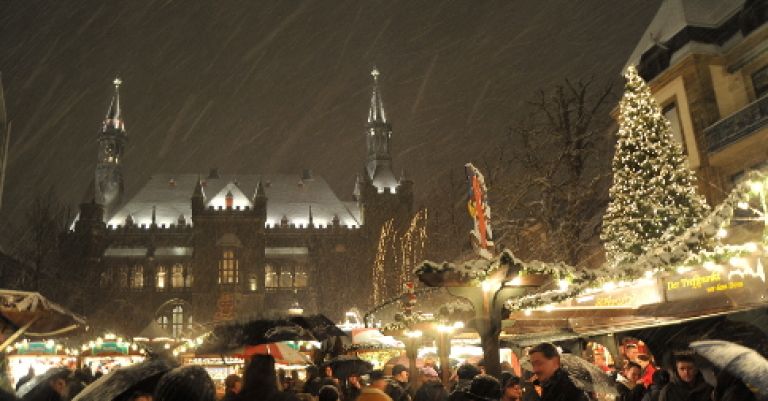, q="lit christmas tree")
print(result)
[602,66,709,265]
